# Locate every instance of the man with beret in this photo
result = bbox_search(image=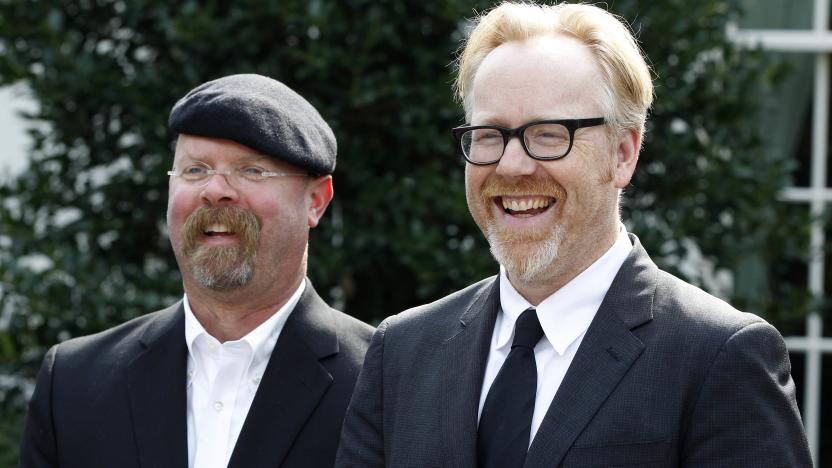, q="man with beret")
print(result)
[20,74,373,468]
